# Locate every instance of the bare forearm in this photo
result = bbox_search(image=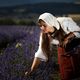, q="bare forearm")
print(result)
[31,57,41,72]
[25,57,41,76]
